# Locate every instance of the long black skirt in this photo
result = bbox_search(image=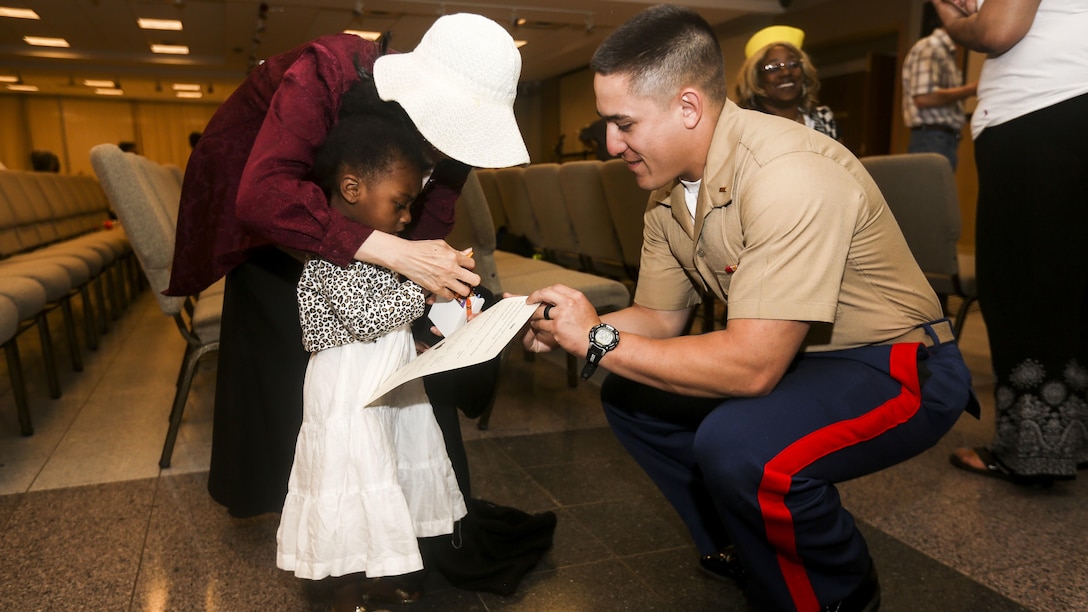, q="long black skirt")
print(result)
[207,248,309,517]
[974,92,1088,477]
